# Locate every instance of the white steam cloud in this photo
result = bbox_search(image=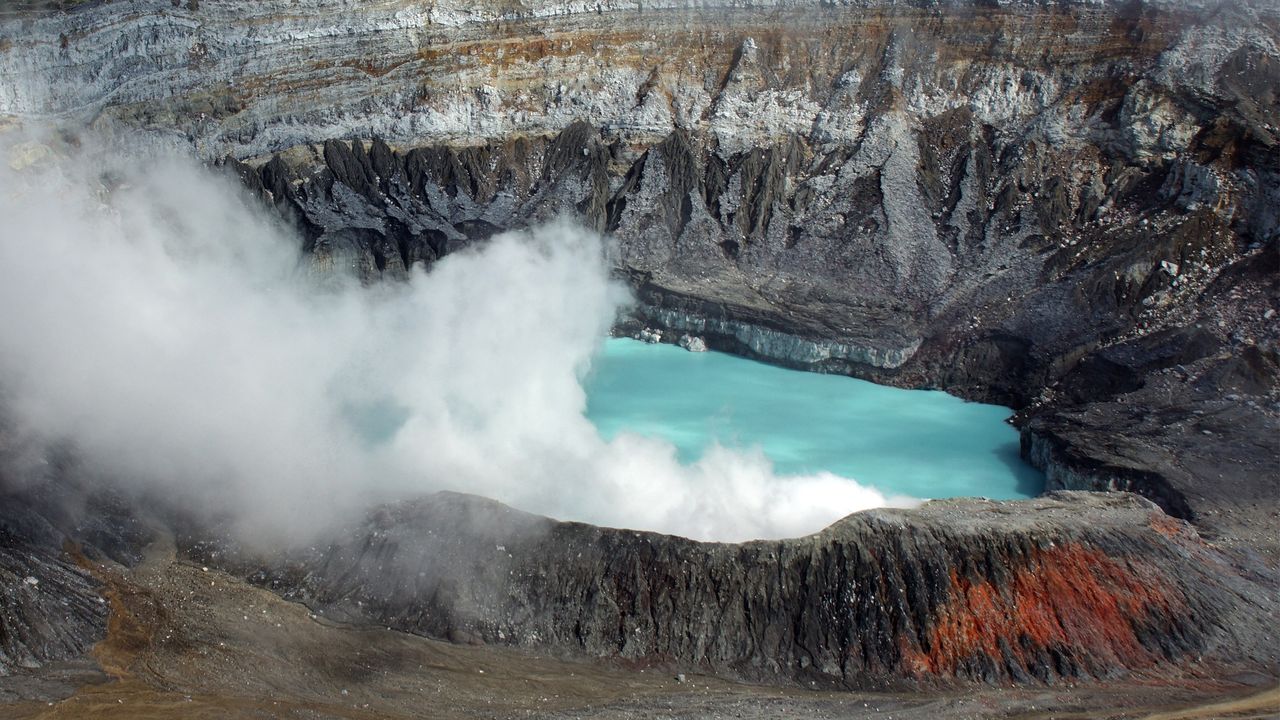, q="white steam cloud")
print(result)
[0,132,913,543]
